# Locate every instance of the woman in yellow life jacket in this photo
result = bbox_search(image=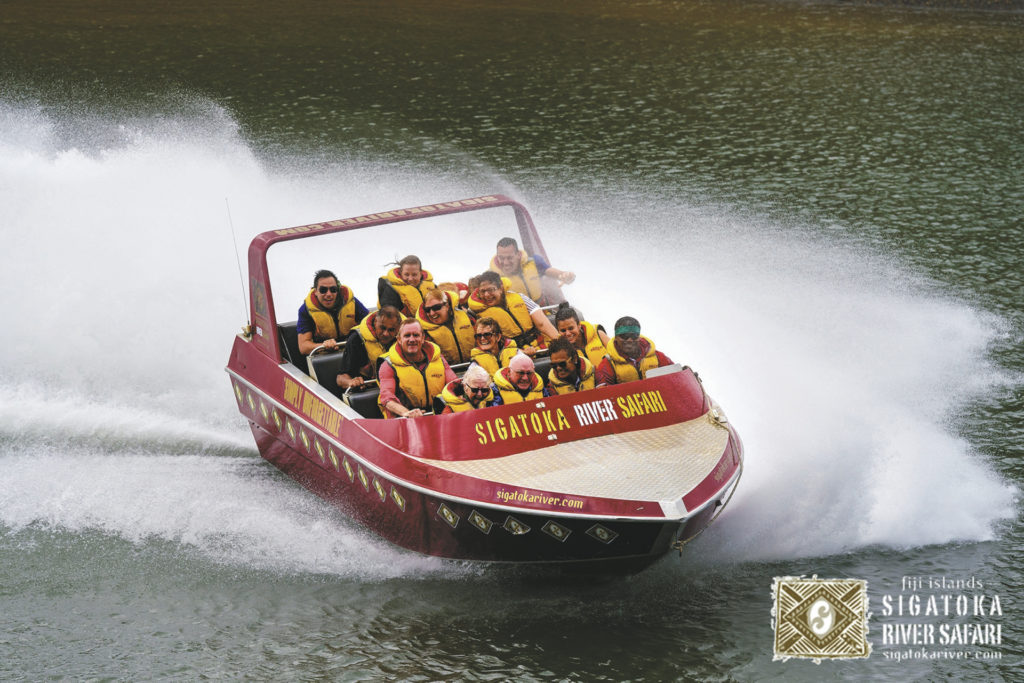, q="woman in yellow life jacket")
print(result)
[466,270,558,350]
[378,254,436,317]
[377,319,456,418]
[545,336,596,395]
[489,236,575,306]
[296,269,369,355]
[416,288,476,366]
[491,353,546,405]
[553,302,610,370]
[469,317,519,376]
